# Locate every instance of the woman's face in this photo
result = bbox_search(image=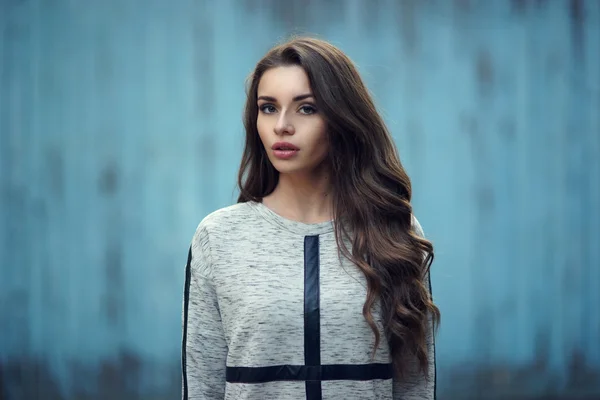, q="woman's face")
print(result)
[256,66,329,176]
